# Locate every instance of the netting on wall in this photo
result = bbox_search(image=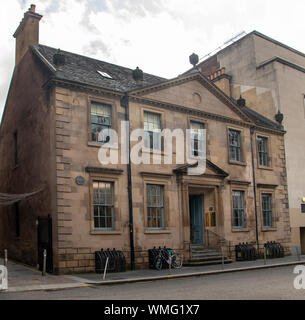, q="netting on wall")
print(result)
[0,189,43,206]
